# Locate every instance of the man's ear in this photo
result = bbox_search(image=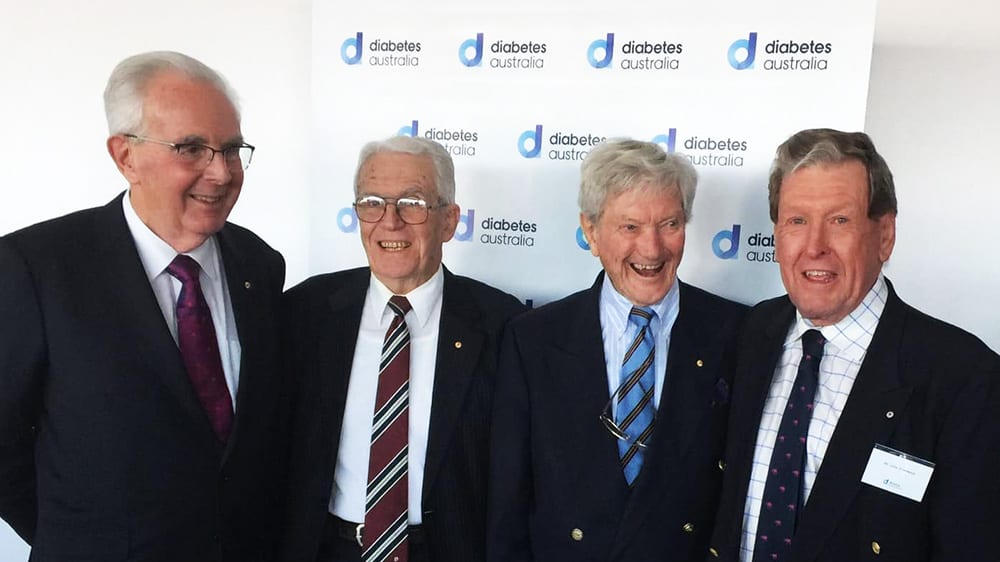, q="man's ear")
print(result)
[107,135,140,183]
